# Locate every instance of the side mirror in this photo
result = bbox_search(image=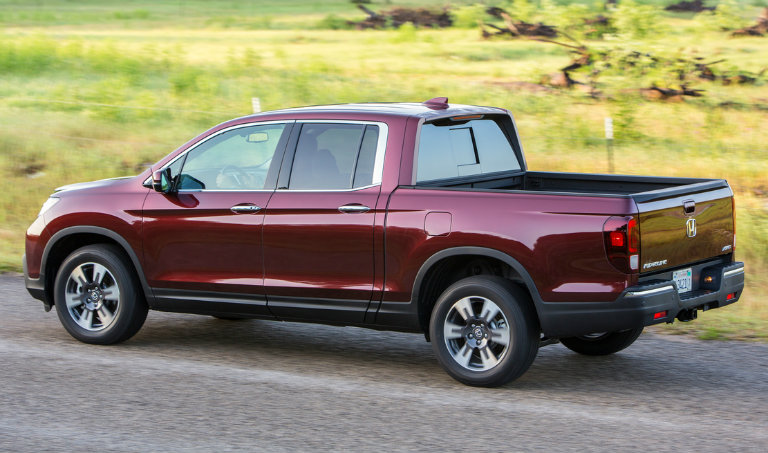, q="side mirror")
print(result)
[152,168,174,194]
